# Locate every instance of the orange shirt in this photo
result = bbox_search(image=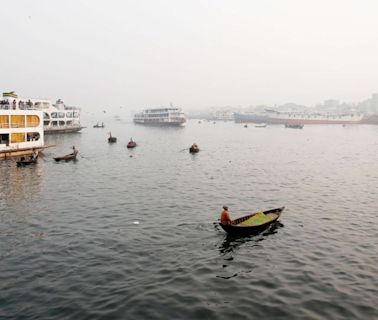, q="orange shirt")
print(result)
[220,210,232,225]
